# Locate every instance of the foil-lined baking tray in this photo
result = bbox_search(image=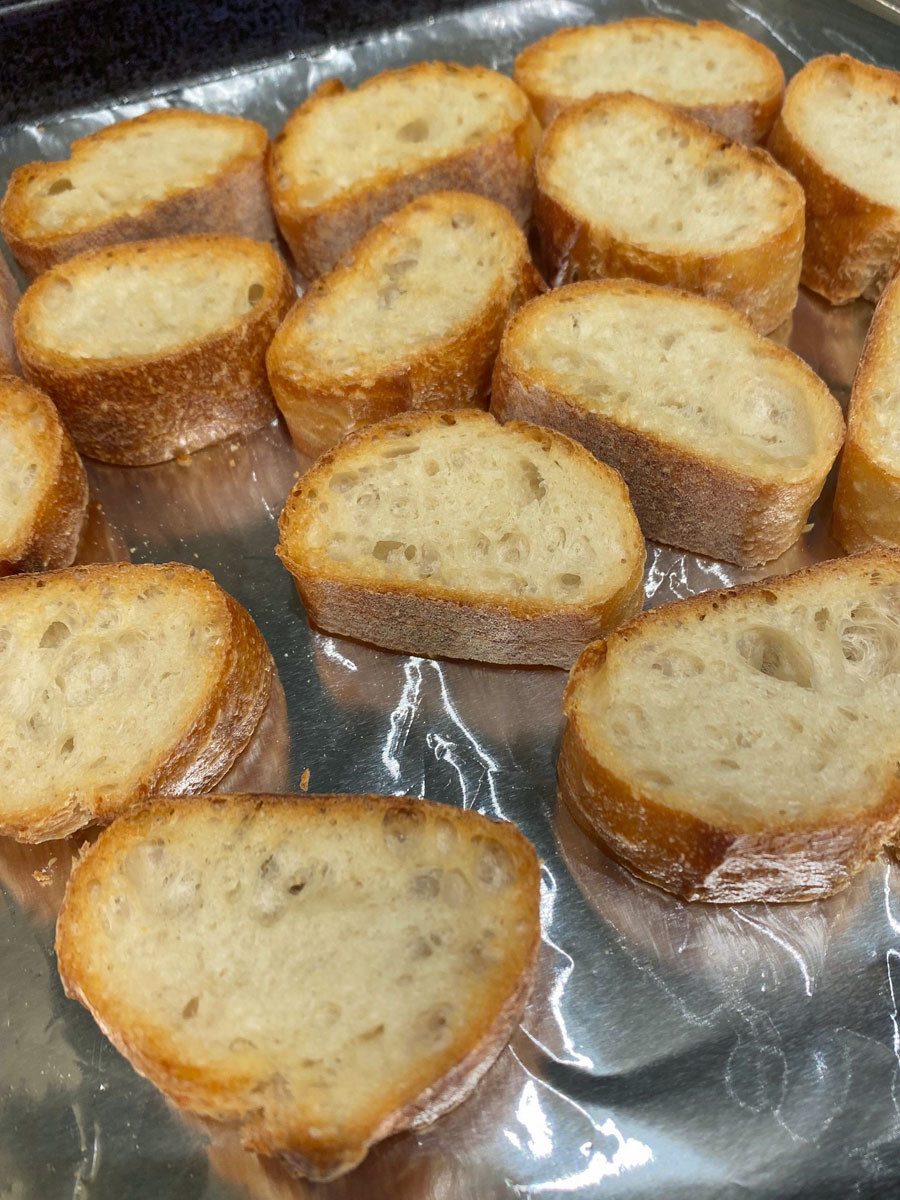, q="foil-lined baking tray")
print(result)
[3,1,900,1196]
